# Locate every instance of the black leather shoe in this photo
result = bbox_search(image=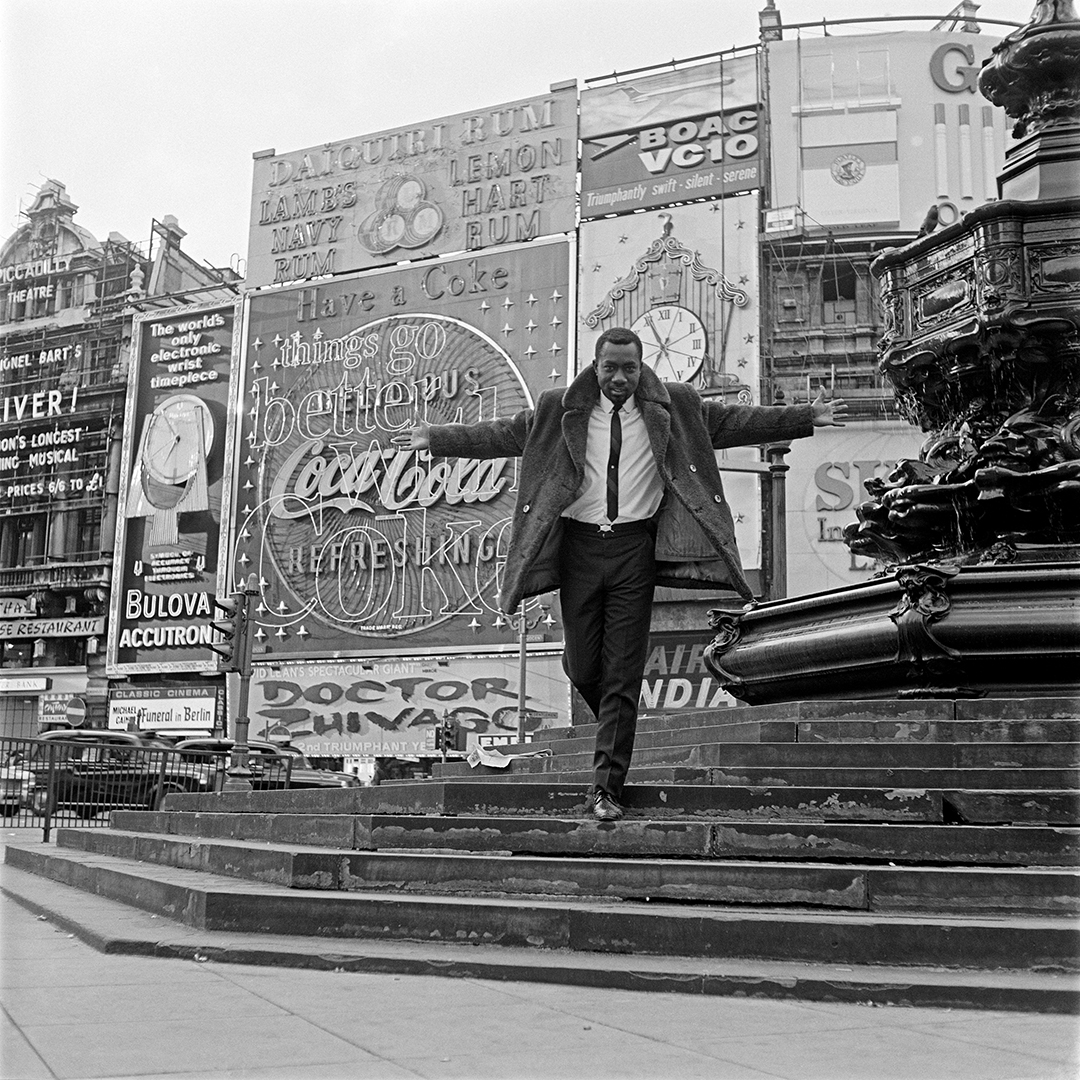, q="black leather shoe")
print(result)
[592,790,624,822]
